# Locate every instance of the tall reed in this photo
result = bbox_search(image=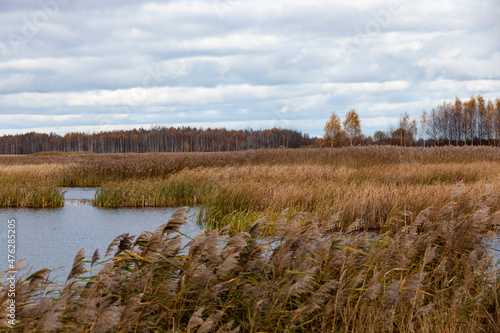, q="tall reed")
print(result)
[3,193,499,332]
[2,147,500,218]
[93,163,500,233]
[0,164,66,208]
